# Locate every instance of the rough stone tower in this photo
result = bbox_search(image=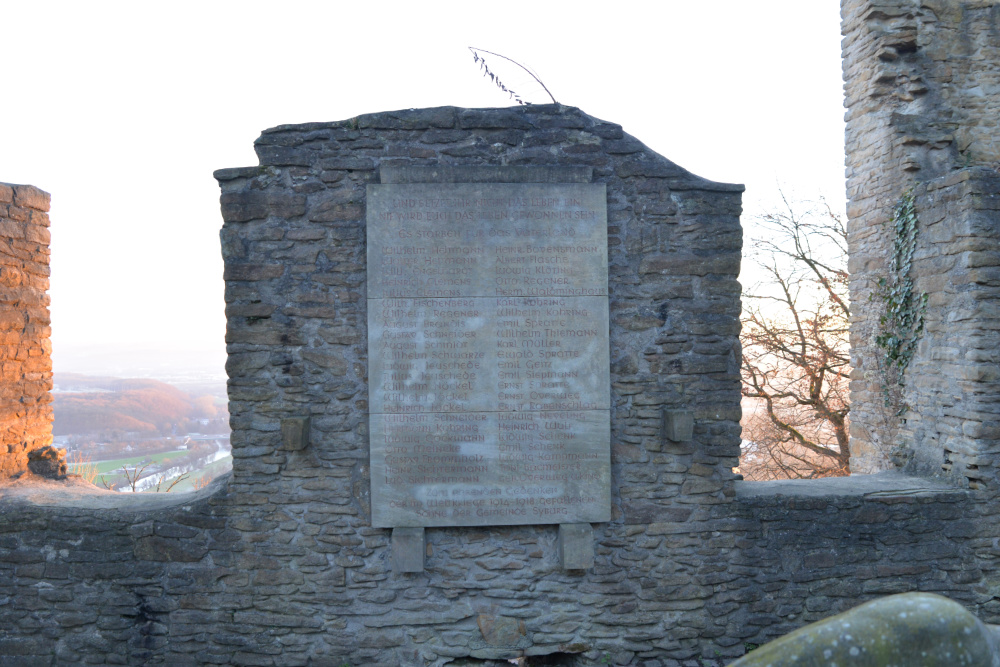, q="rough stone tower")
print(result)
[0,183,56,478]
[842,0,1000,487]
